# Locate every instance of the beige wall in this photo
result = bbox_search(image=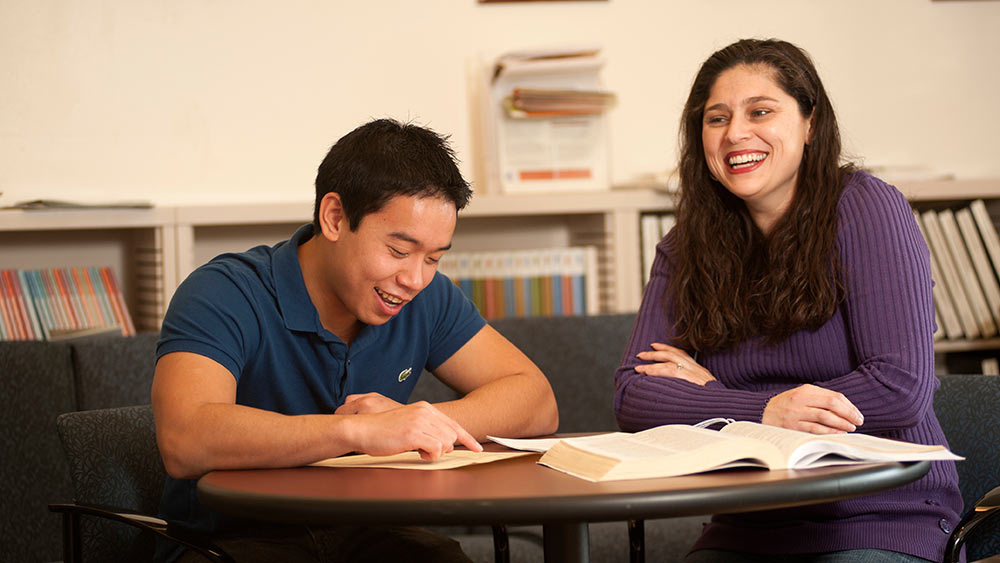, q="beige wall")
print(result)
[1,0,998,206]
